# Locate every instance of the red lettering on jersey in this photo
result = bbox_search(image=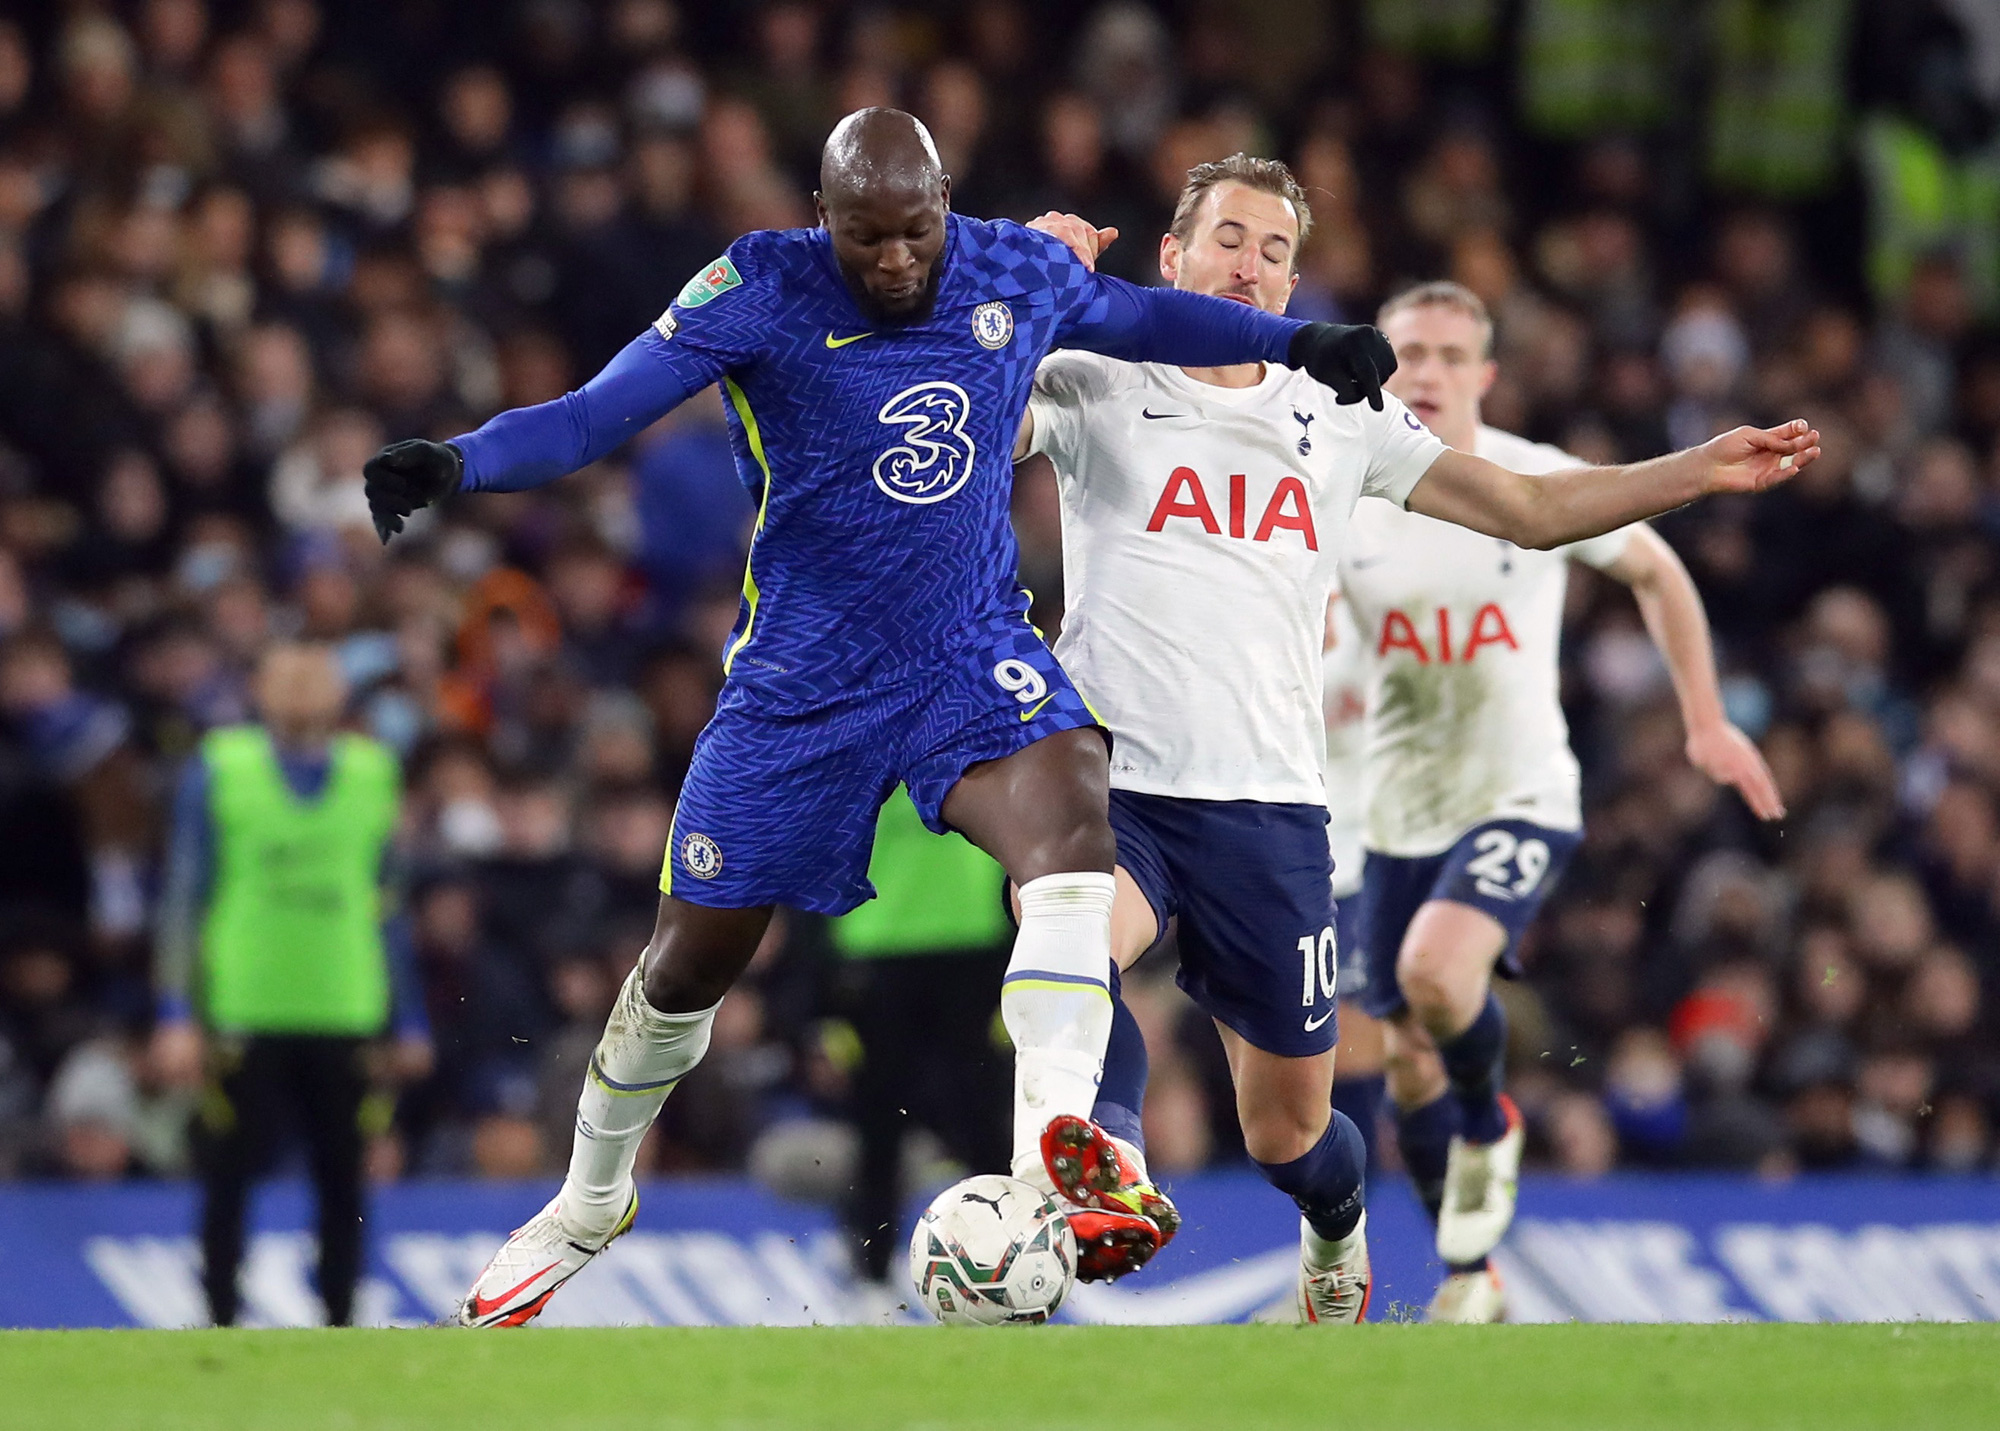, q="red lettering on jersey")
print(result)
[1229,474,1246,539]
[1436,607,1453,663]
[1146,467,1221,535]
[1253,476,1318,550]
[1378,610,1428,662]
[1463,603,1518,661]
